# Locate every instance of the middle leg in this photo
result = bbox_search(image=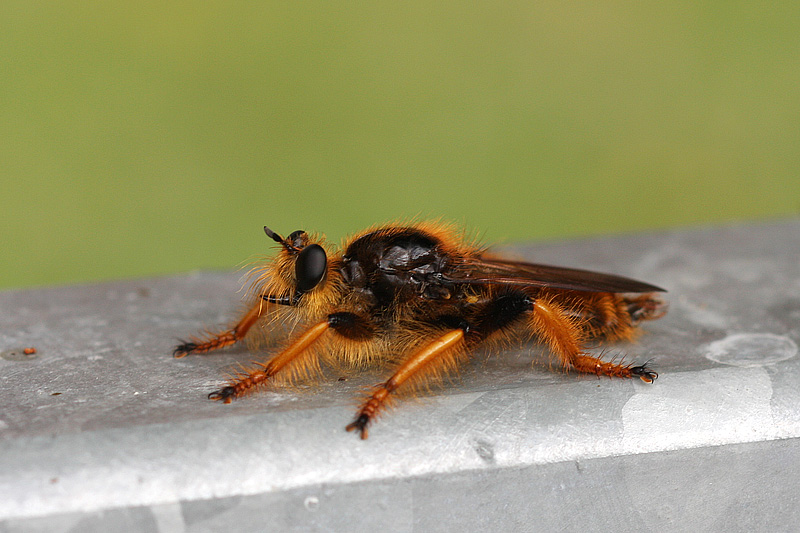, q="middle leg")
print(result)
[347,291,535,439]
